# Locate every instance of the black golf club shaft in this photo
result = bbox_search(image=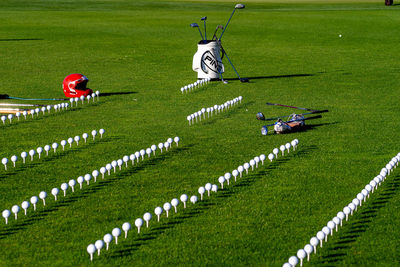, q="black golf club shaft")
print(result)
[265,102,328,113]
[264,115,322,127]
[201,17,207,41]
[204,21,207,40]
[262,110,329,121]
